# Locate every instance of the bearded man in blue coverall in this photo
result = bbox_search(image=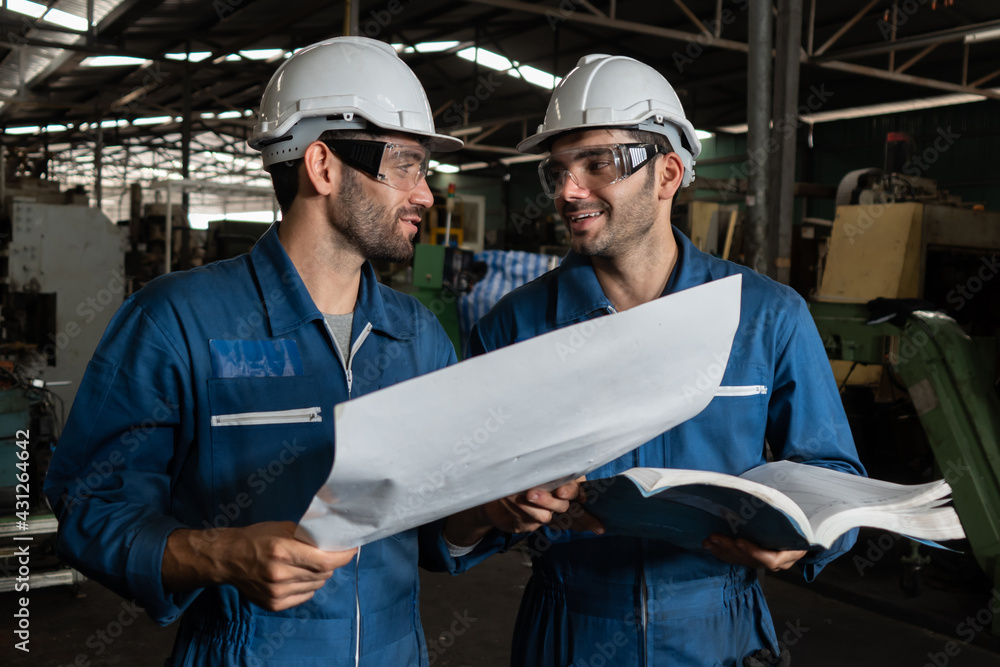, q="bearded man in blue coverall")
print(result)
[424,55,866,667]
[44,37,584,667]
